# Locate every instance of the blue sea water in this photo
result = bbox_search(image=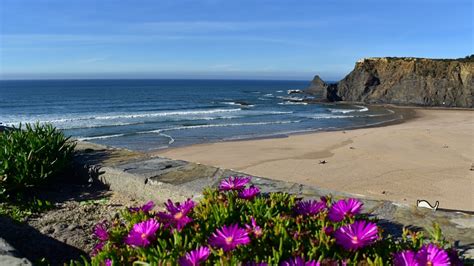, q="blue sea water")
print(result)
[0,79,400,151]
